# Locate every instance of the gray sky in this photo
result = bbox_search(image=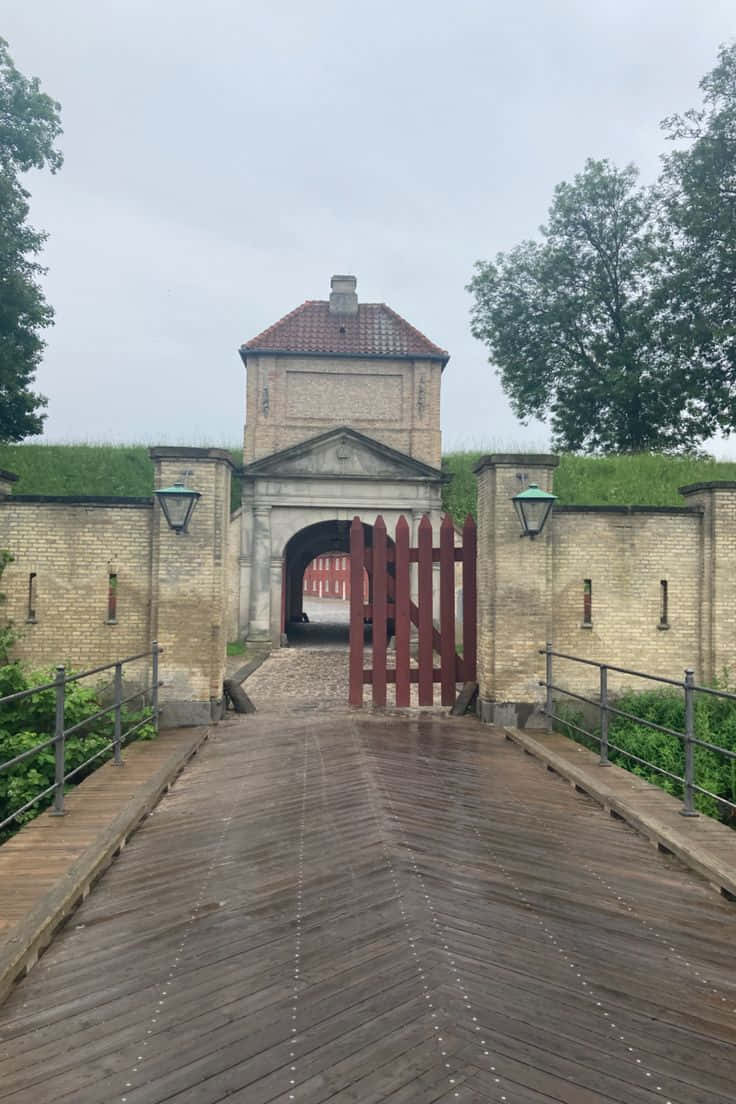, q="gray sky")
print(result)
[4,1,736,454]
